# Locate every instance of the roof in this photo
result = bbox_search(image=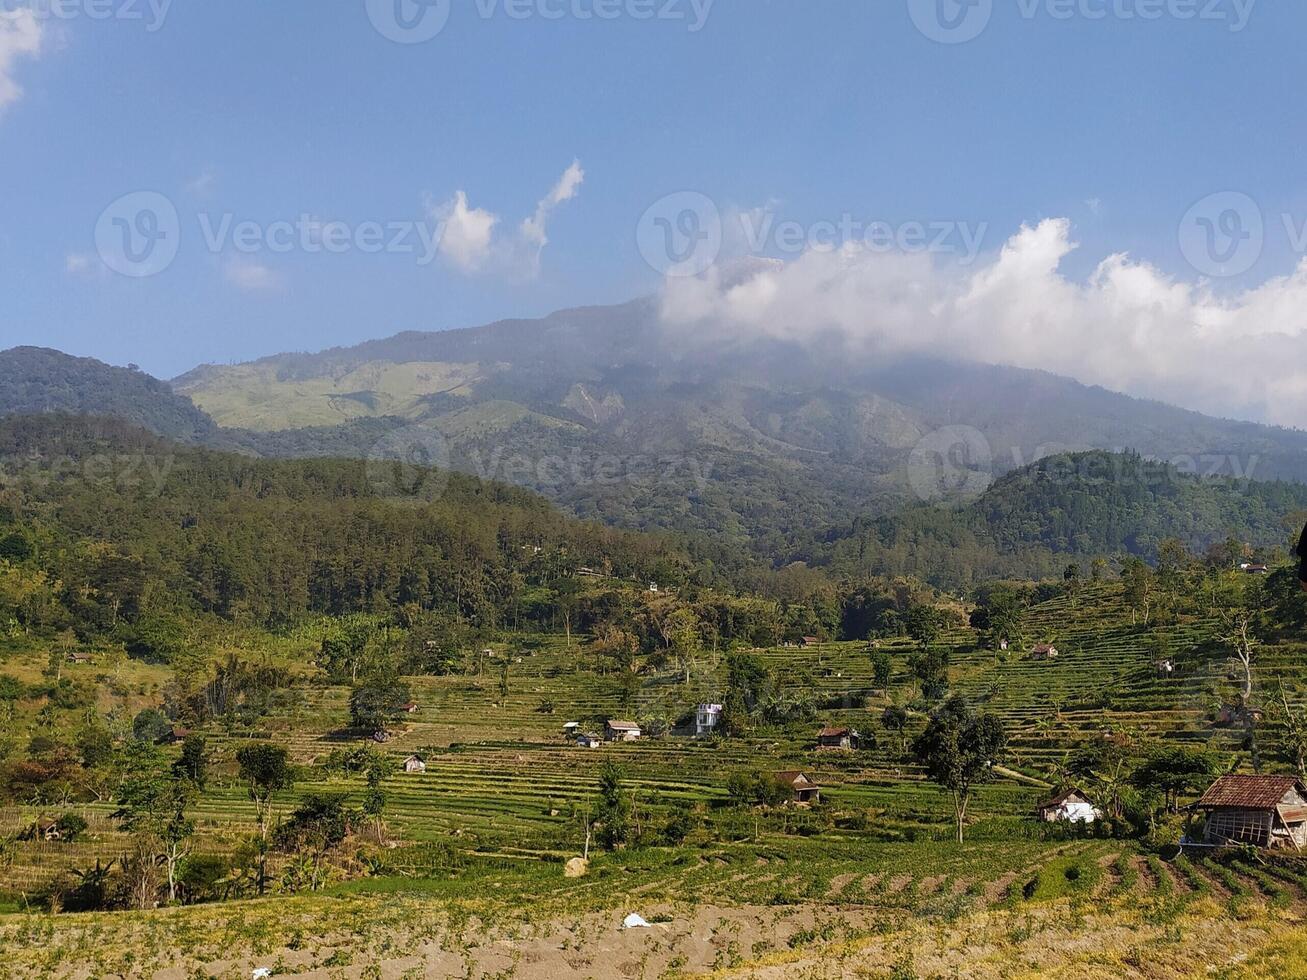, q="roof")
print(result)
[775,770,818,789]
[1197,774,1307,810]
[1039,788,1091,810]
[606,720,640,730]
[1033,644,1058,653]
[818,727,851,739]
